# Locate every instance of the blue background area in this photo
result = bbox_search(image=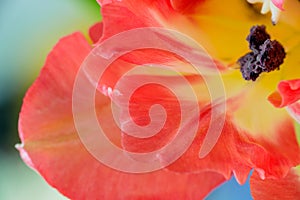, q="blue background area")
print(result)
[207,175,253,200]
[0,0,253,199]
